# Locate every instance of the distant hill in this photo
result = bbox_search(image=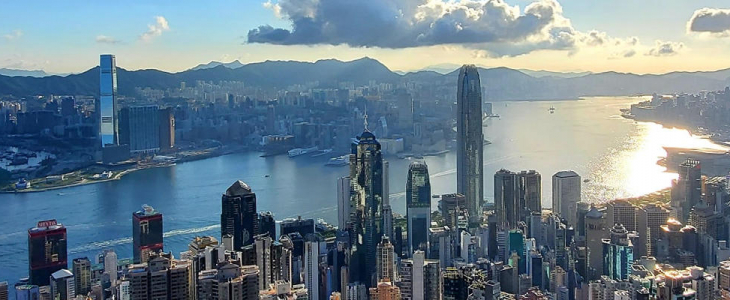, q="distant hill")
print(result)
[0,68,49,77]
[190,60,245,71]
[518,69,591,79]
[0,57,728,100]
